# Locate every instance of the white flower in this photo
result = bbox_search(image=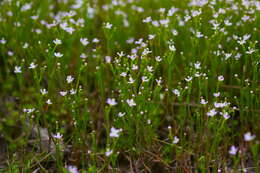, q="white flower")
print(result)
[244,132,256,141]
[40,89,48,95]
[66,75,74,84]
[147,66,153,72]
[53,132,63,139]
[80,53,87,59]
[92,38,100,43]
[126,99,136,107]
[169,44,176,51]
[118,112,125,117]
[70,89,76,95]
[104,22,112,29]
[173,136,179,144]
[229,146,238,155]
[105,149,113,156]
[142,76,149,82]
[200,98,208,105]
[109,127,122,138]
[128,77,135,84]
[172,89,180,97]
[14,66,22,73]
[54,52,63,58]
[106,98,117,106]
[222,112,230,119]
[29,62,37,69]
[80,38,89,46]
[67,165,78,173]
[207,109,217,117]
[213,92,220,97]
[218,75,224,81]
[46,99,52,105]
[60,91,67,96]
[155,56,162,62]
[53,38,62,45]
